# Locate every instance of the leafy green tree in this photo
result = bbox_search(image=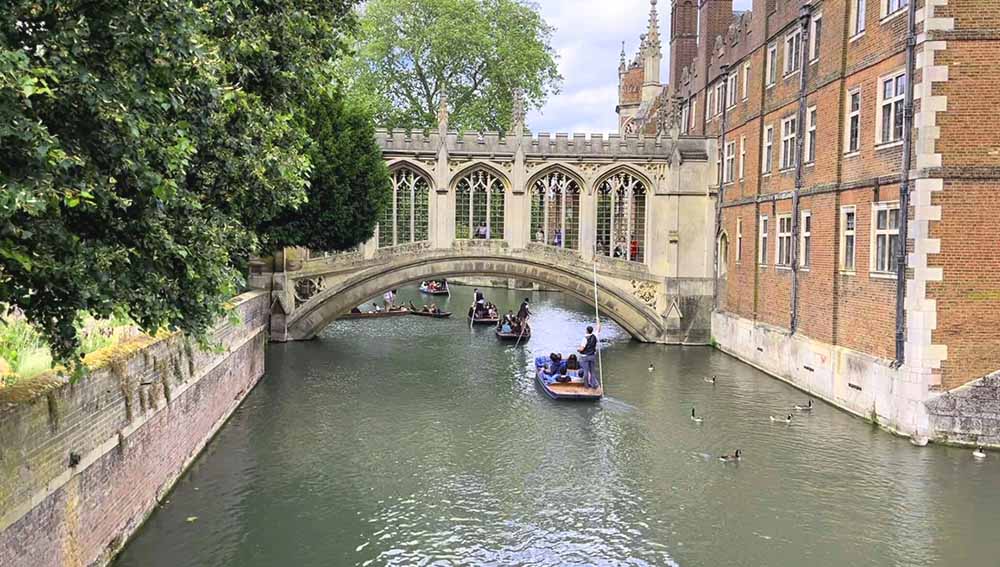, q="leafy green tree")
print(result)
[263,91,391,252]
[0,0,384,365]
[346,0,562,132]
